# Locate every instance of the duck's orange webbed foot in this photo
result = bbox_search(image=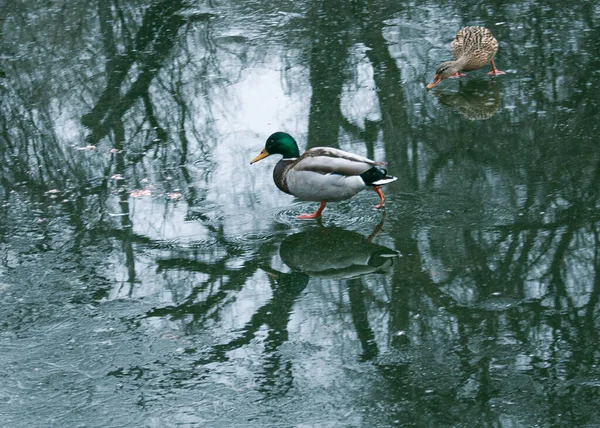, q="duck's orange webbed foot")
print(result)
[296,201,326,220]
[488,59,506,75]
